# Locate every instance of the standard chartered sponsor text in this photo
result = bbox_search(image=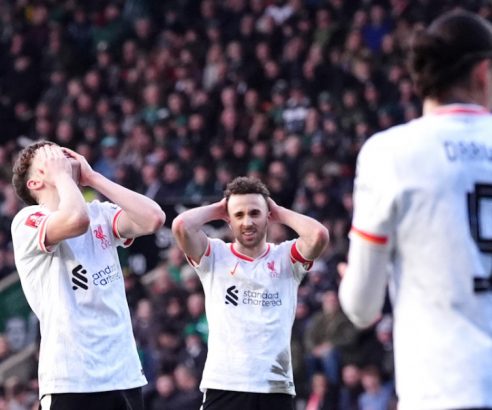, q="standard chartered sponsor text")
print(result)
[242,290,282,307]
[92,264,121,286]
